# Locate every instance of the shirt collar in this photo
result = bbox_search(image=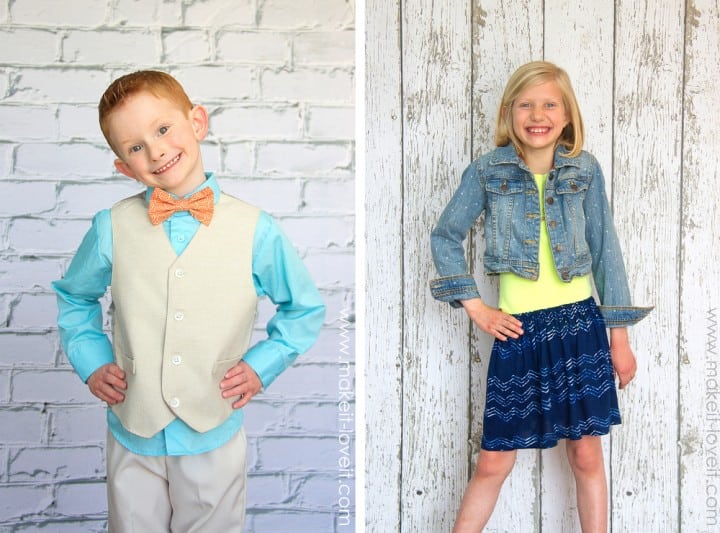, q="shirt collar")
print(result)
[144,172,221,205]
